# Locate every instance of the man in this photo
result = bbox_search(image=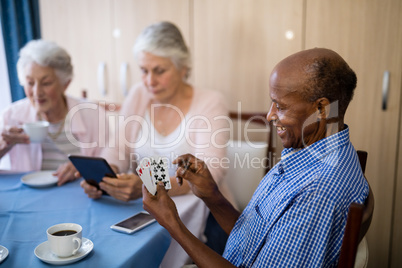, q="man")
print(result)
[142,48,369,267]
